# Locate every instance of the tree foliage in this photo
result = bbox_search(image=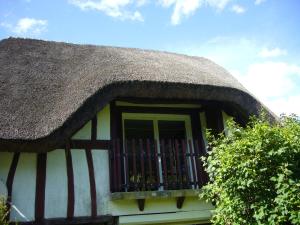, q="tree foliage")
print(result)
[201,115,300,225]
[0,197,9,225]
